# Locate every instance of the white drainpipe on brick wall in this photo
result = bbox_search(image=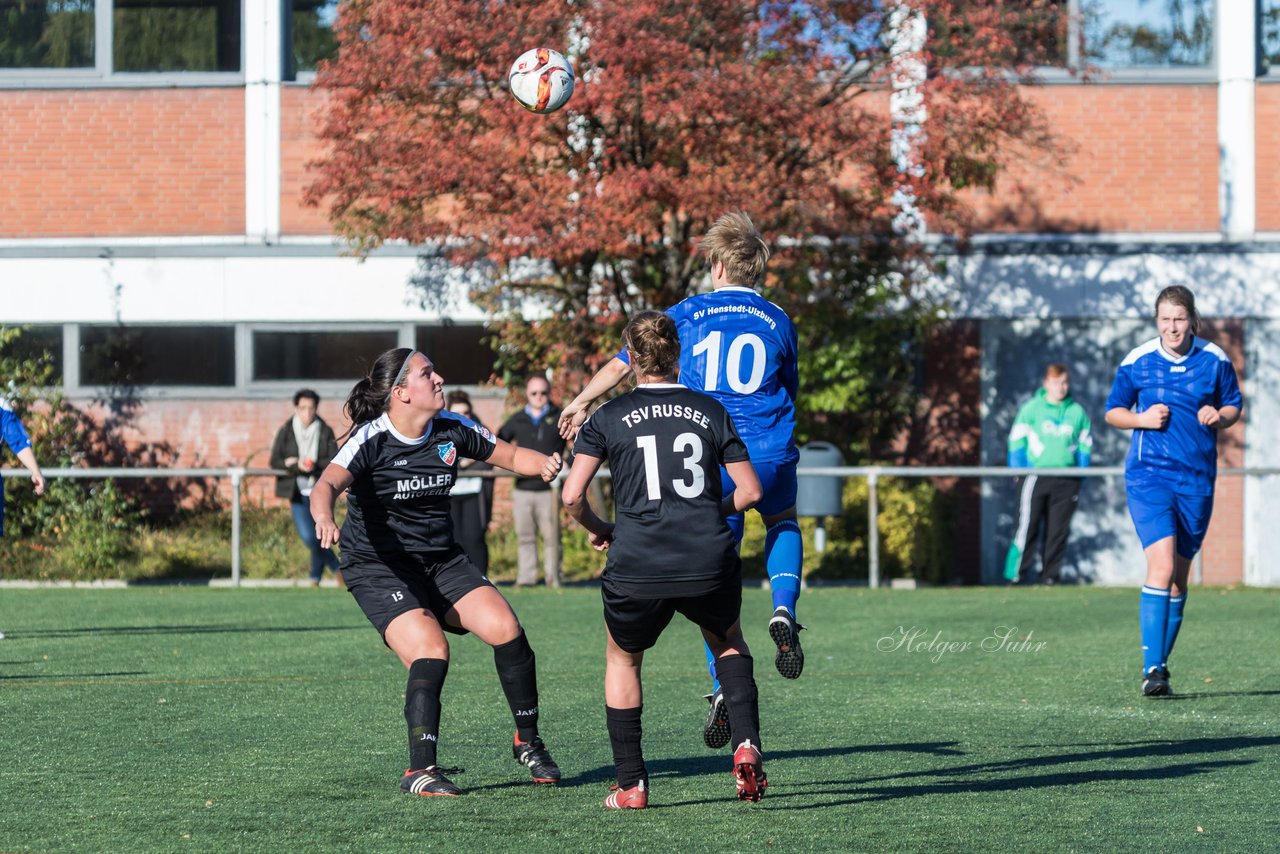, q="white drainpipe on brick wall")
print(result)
[244,0,283,245]
[1217,0,1256,241]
